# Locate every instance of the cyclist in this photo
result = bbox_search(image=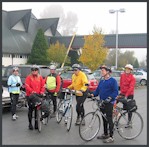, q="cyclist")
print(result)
[118,64,136,127]
[25,65,45,130]
[7,67,22,121]
[67,64,89,125]
[91,65,118,143]
[45,64,61,118]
